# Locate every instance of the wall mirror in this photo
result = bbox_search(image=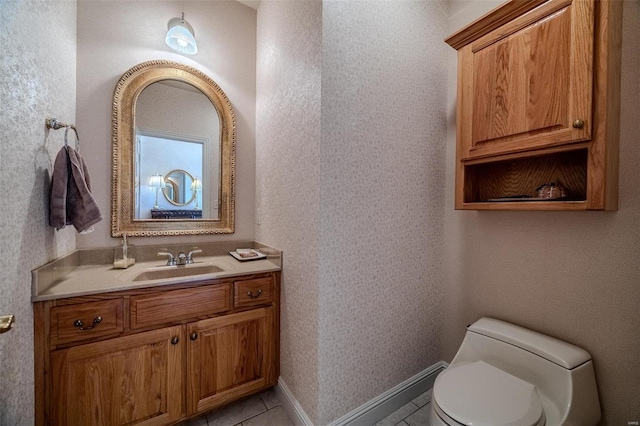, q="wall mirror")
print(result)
[112,60,235,236]
[162,169,197,206]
